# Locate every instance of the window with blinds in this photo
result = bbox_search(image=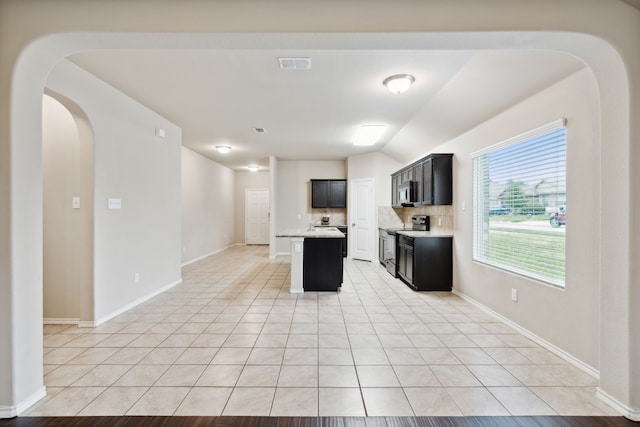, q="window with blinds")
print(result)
[472,119,567,287]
